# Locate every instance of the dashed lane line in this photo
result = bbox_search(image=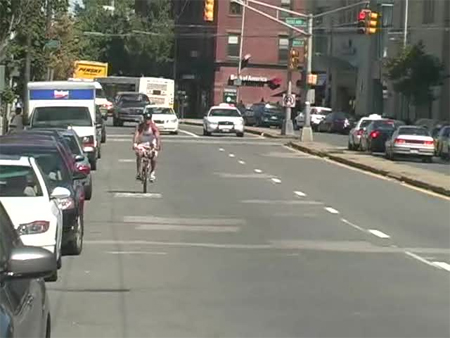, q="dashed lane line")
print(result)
[219,148,225,152]
[238,160,246,164]
[229,153,235,158]
[254,169,263,173]
[114,192,162,199]
[432,262,450,272]
[368,229,391,239]
[294,191,306,197]
[324,207,339,214]
[271,178,282,184]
